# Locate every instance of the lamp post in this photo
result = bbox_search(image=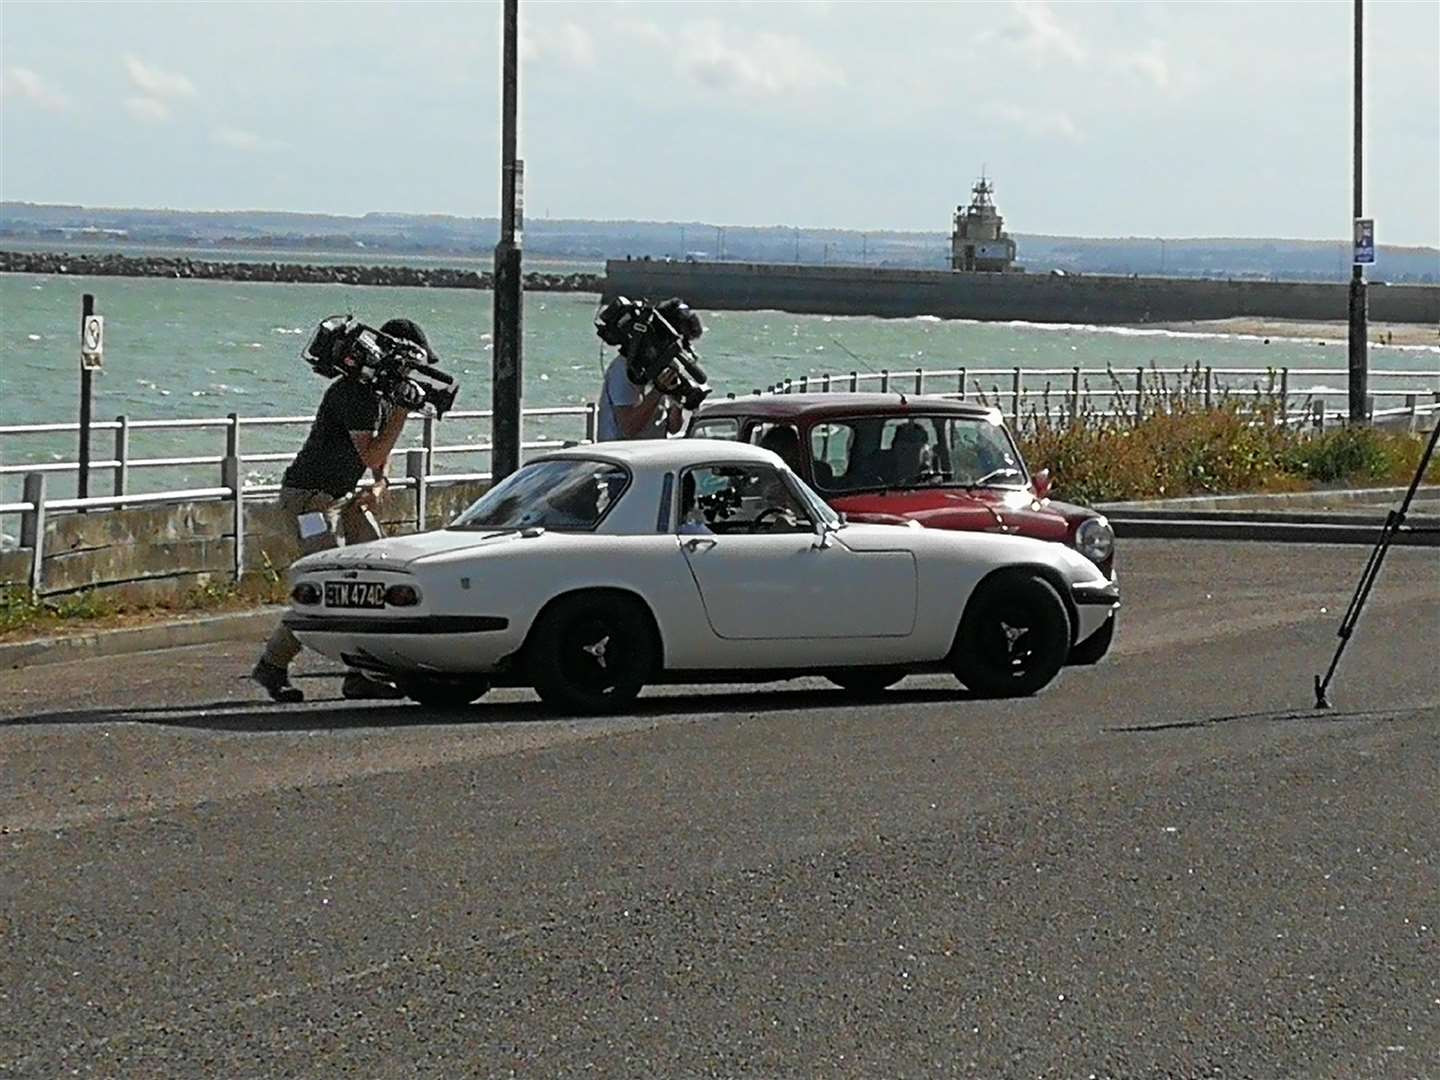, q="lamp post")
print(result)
[492,0,524,481]
[1347,0,1368,424]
